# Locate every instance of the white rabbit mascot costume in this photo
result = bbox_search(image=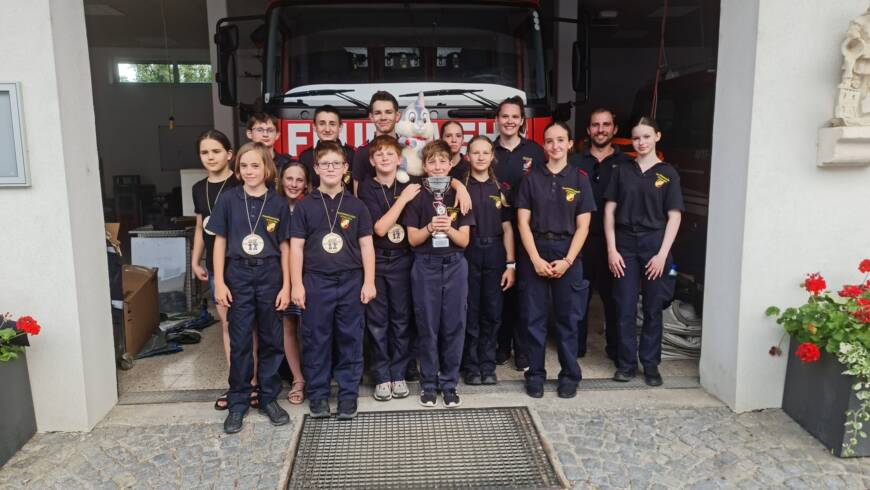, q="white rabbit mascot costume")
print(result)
[395,92,435,183]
